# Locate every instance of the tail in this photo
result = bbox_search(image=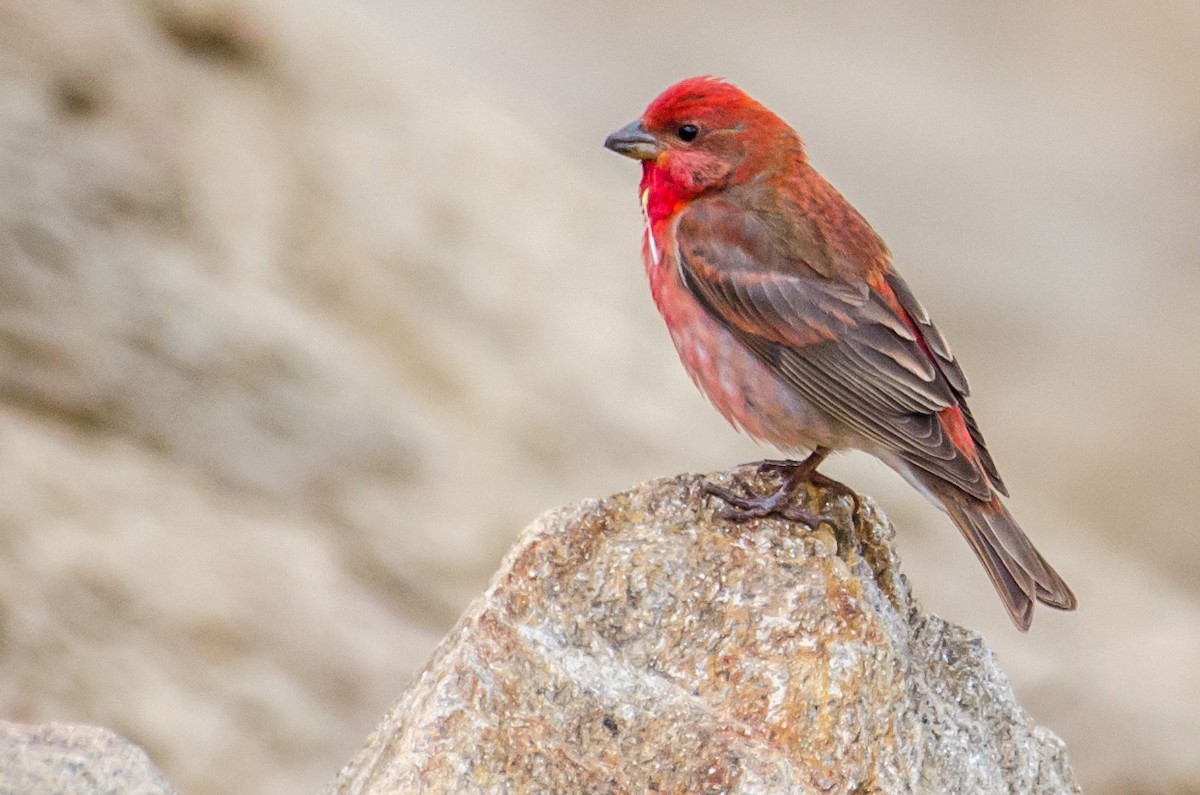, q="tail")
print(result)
[923,477,1077,630]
